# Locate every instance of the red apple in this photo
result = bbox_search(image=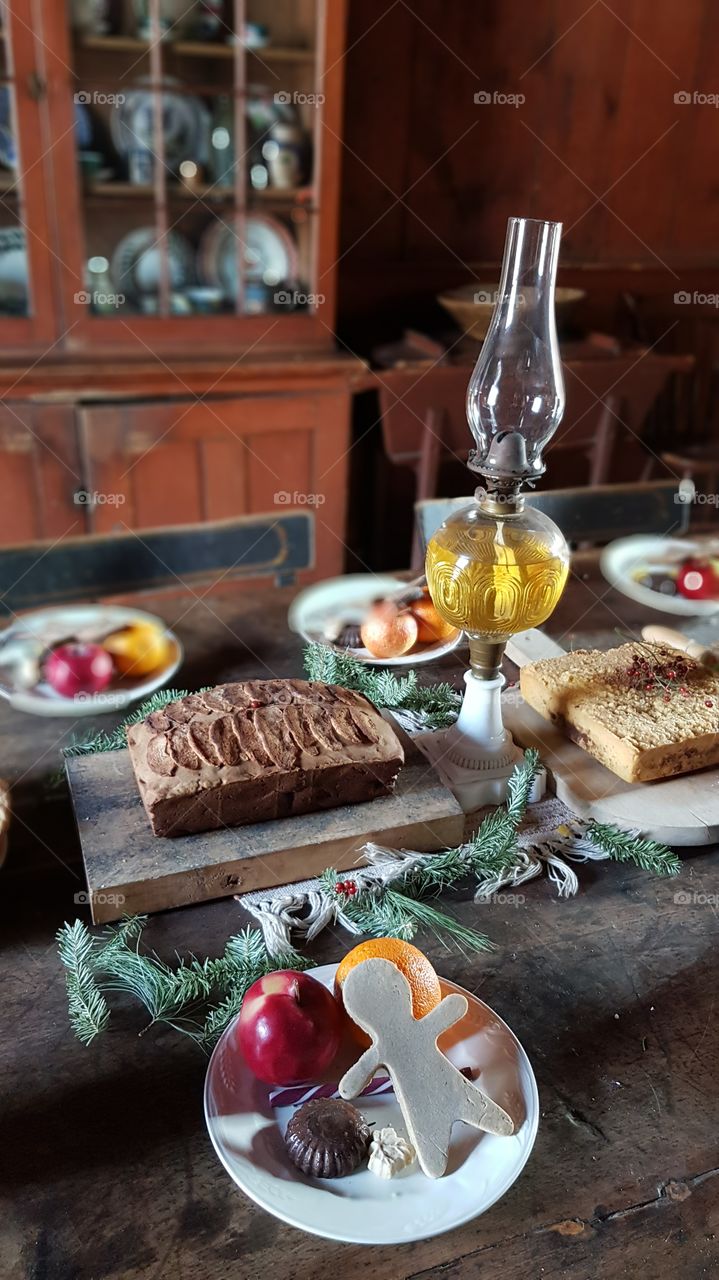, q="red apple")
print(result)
[235,970,343,1086]
[677,559,719,601]
[45,642,114,698]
